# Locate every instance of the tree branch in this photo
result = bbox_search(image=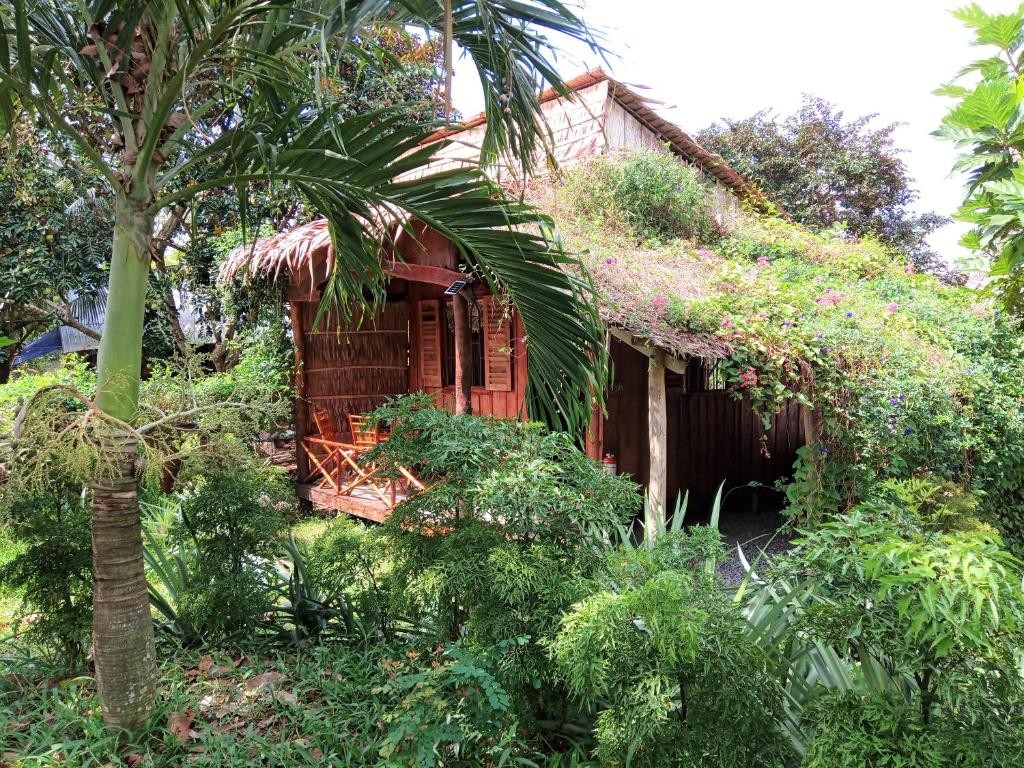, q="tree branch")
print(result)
[26,300,102,342]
